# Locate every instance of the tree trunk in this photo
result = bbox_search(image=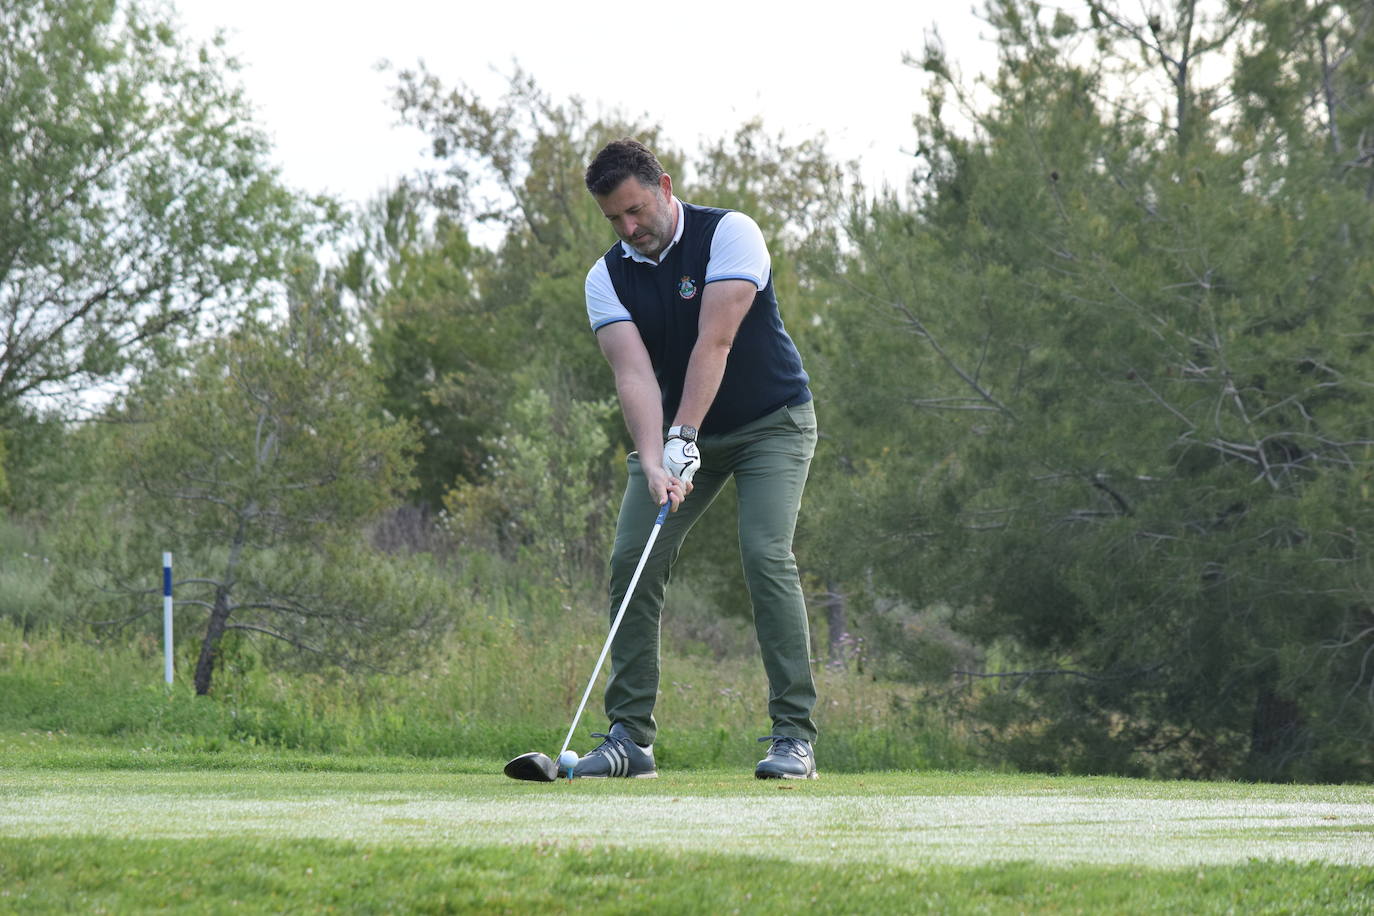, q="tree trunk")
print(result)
[194,512,250,695]
[193,590,232,696]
